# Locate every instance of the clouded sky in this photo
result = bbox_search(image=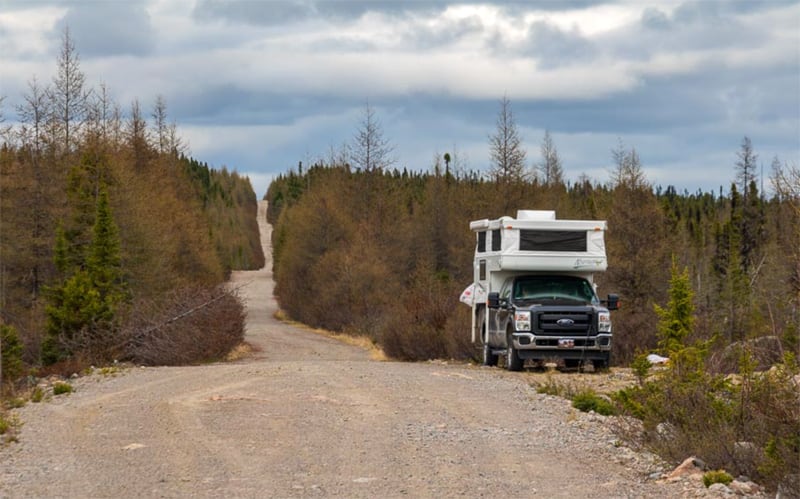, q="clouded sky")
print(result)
[2,0,798,197]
